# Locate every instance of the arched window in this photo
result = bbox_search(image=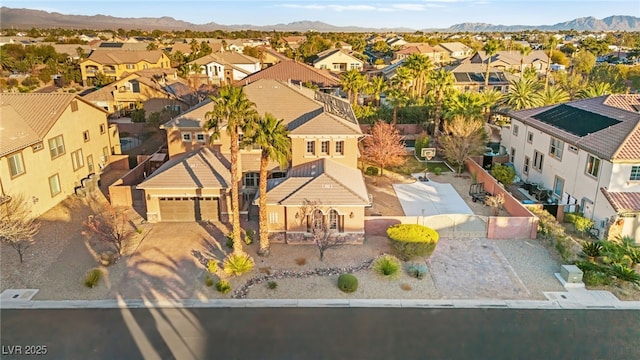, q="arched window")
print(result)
[328,209,338,230]
[313,209,324,231]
